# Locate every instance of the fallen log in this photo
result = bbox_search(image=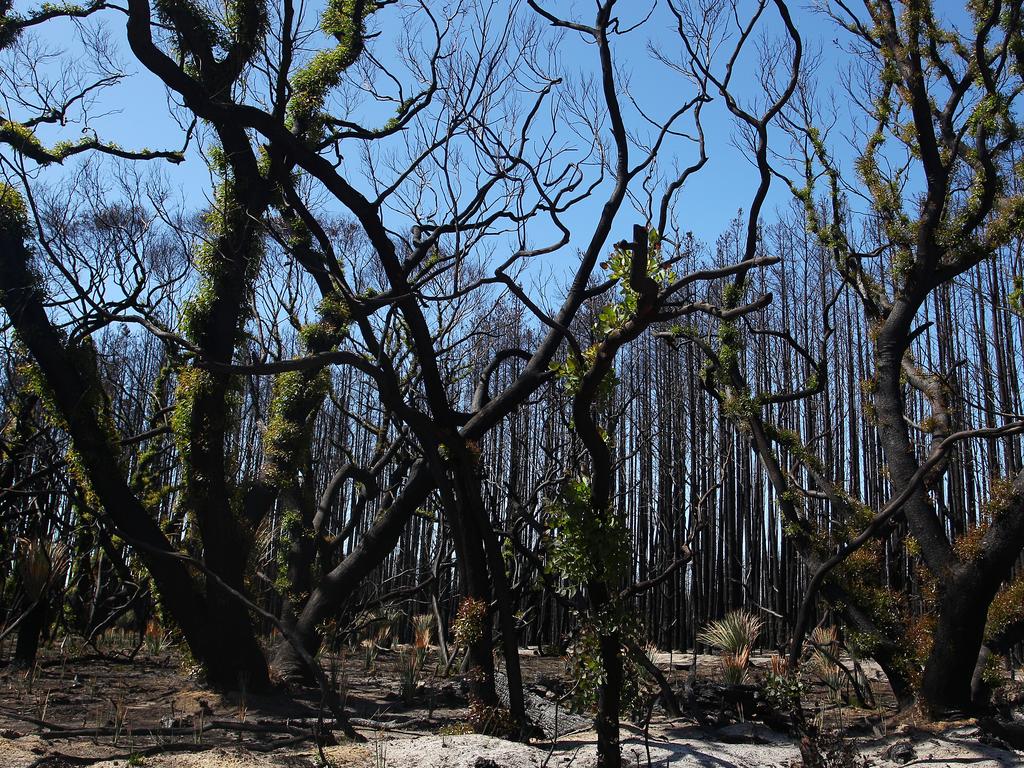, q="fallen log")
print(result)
[495,671,590,739]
